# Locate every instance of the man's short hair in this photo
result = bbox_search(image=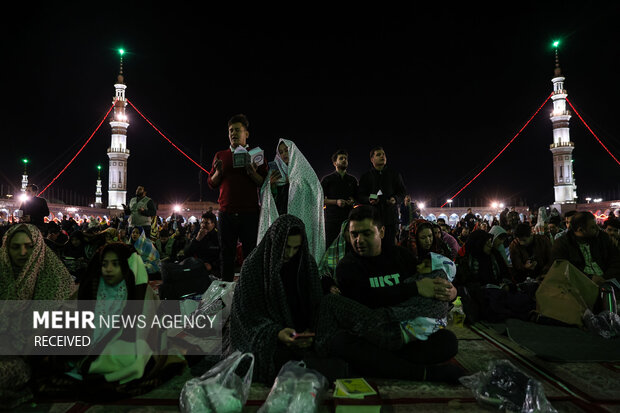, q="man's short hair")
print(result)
[369,146,384,159]
[571,211,595,232]
[564,210,578,219]
[548,215,561,226]
[437,218,446,224]
[228,114,249,130]
[348,205,383,229]
[202,211,217,223]
[604,218,620,230]
[27,184,38,192]
[331,149,348,163]
[514,223,532,239]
